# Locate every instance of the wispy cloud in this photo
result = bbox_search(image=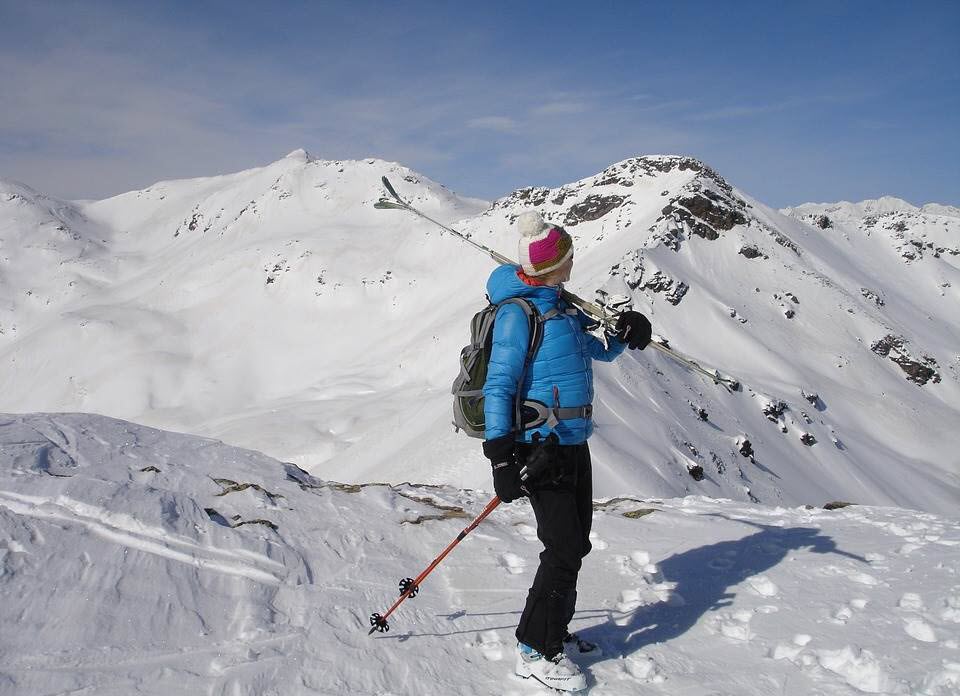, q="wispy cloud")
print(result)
[466,116,520,132]
[531,101,589,116]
